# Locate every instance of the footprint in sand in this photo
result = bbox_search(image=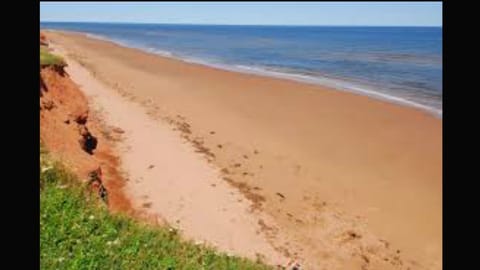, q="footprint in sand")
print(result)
[339,230,362,243]
[293,164,302,175]
[142,202,152,208]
